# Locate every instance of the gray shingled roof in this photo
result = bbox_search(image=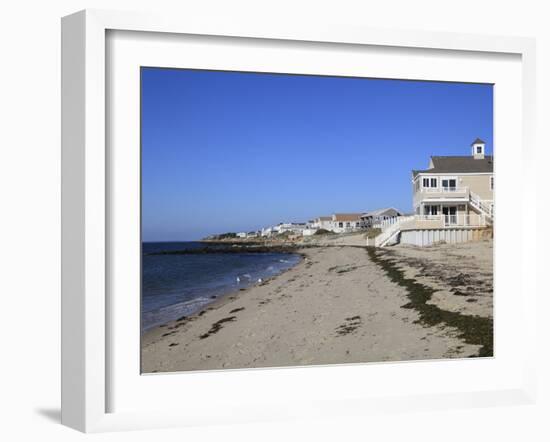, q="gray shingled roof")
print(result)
[361,207,403,218]
[412,155,493,176]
